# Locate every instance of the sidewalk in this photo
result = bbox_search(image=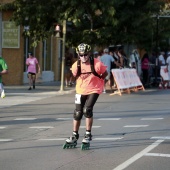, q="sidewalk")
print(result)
[0,81,76,108]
